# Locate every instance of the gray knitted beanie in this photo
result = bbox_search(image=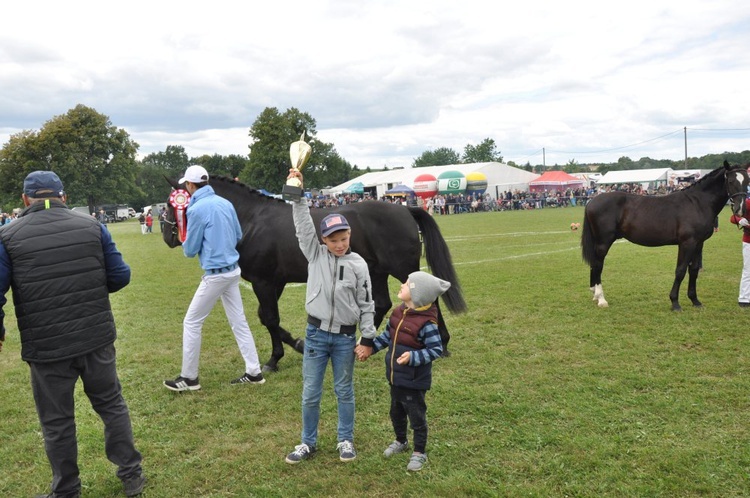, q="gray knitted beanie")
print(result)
[408,271,451,308]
